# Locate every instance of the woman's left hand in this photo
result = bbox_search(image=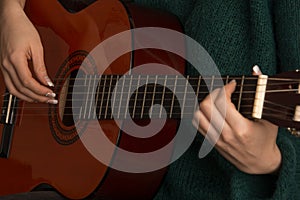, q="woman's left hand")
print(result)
[193,79,281,174]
